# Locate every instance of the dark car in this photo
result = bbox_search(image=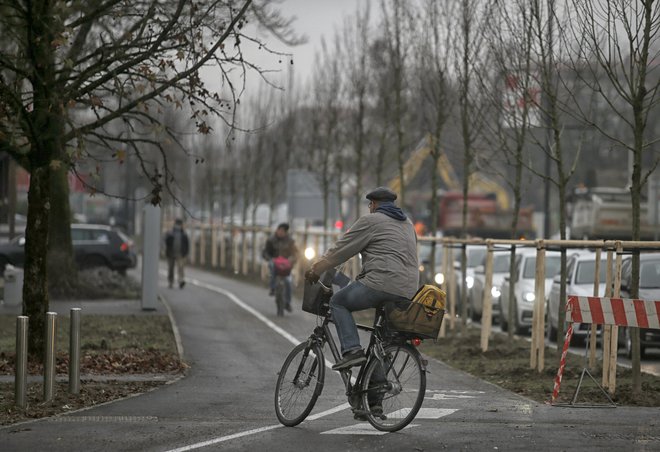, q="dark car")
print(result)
[619,253,660,358]
[0,224,136,275]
